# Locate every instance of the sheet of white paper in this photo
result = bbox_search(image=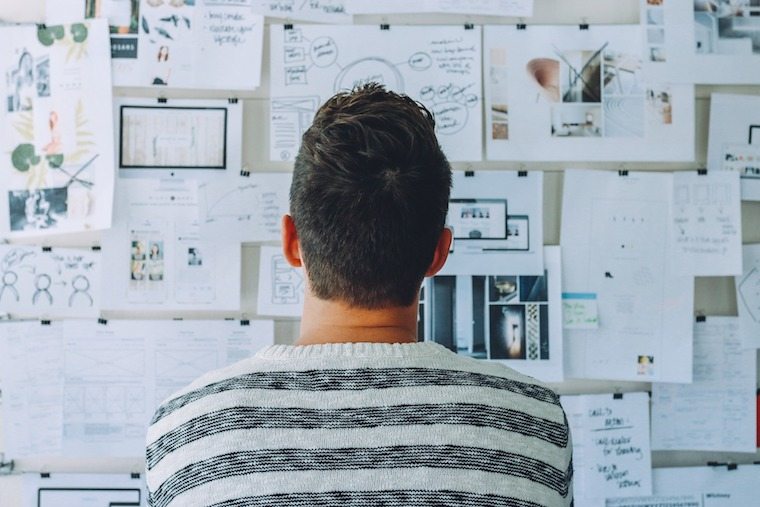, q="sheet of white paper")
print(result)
[114,97,243,180]
[269,24,483,162]
[736,243,760,349]
[51,1,264,89]
[439,171,543,275]
[653,464,760,506]
[424,246,563,382]
[253,0,351,23]
[707,94,760,201]
[642,2,760,84]
[347,0,533,16]
[483,25,695,162]
[671,171,742,276]
[61,320,151,457]
[651,317,756,453]
[0,321,64,459]
[257,245,305,317]
[561,392,653,506]
[0,20,115,238]
[101,178,241,312]
[22,472,146,507]
[606,496,701,507]
[0,1,45,22]
[562,170,694,383]
[60,319,273,458]
[562,292,599,330]
[198,171,291,242]
[0,245,100,318]
[152,319,275,406]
